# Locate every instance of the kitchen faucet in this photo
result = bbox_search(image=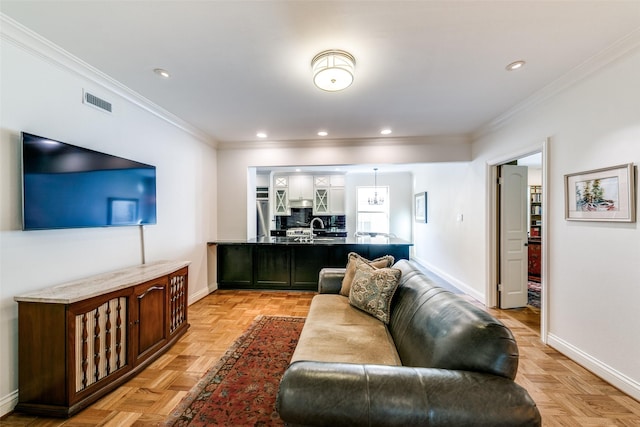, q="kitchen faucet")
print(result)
[310,217,324,235]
